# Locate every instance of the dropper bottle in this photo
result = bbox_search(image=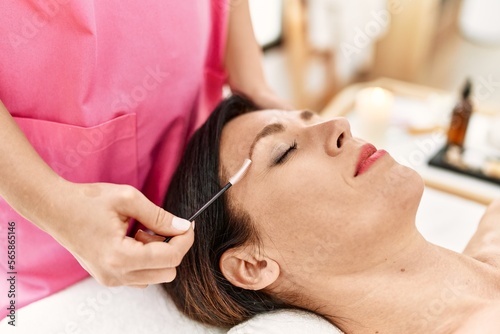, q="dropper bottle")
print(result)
[446,79,473,150]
